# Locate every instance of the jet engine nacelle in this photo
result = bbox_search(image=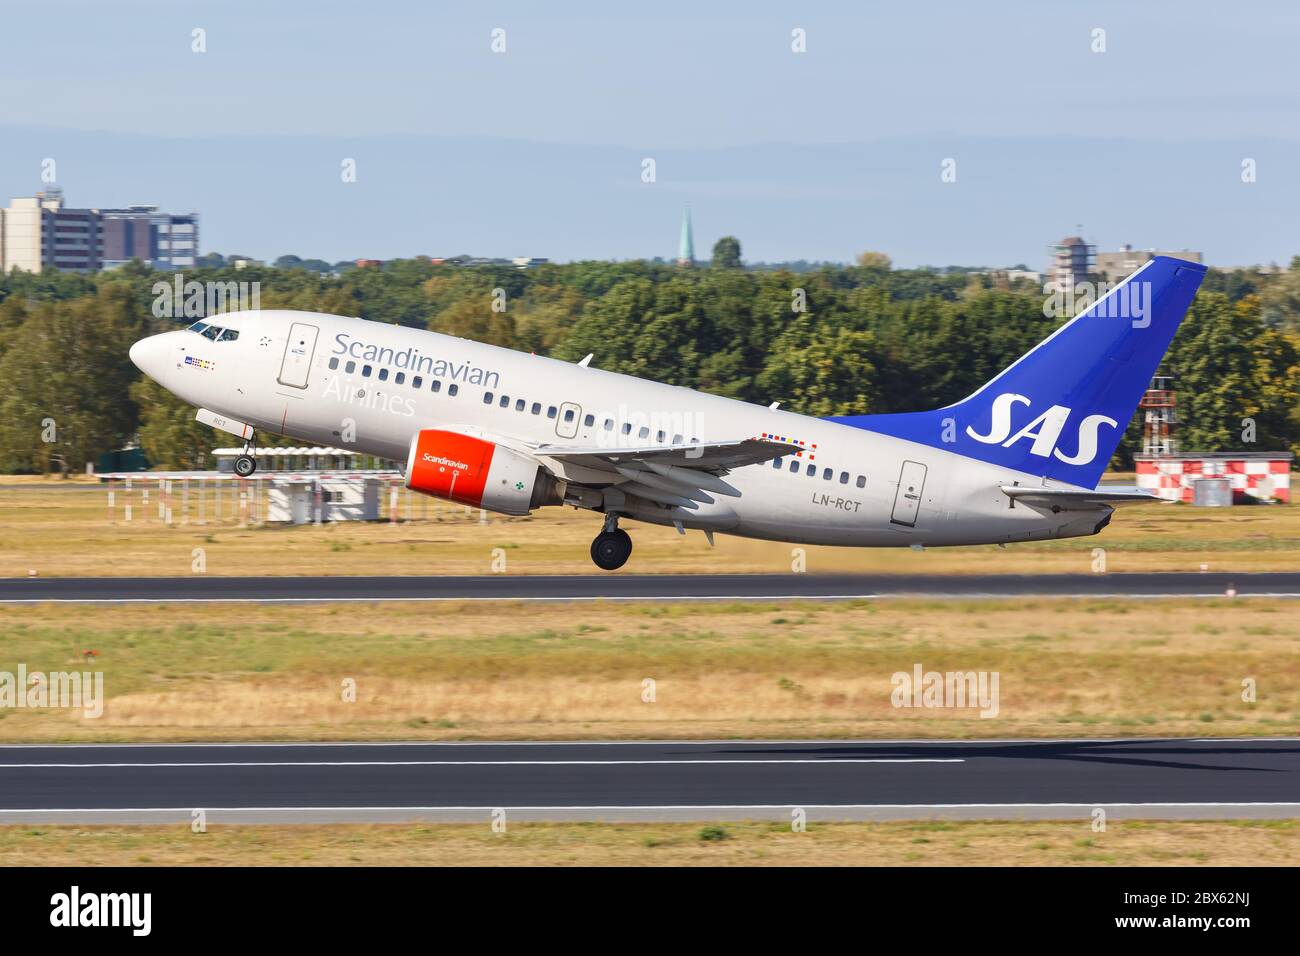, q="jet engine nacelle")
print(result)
[405,429,562,516]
